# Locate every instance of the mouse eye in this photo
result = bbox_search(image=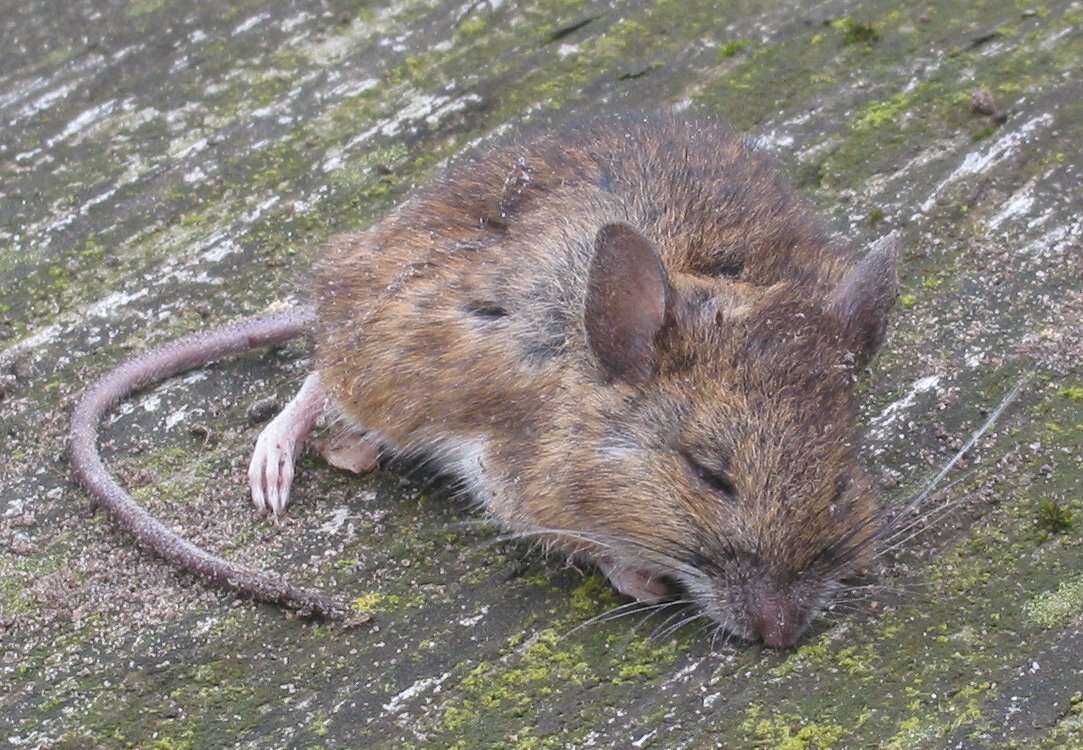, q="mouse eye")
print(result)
[681,451,737,499]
